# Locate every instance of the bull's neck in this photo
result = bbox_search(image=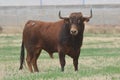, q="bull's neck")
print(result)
[59,24,84,49]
